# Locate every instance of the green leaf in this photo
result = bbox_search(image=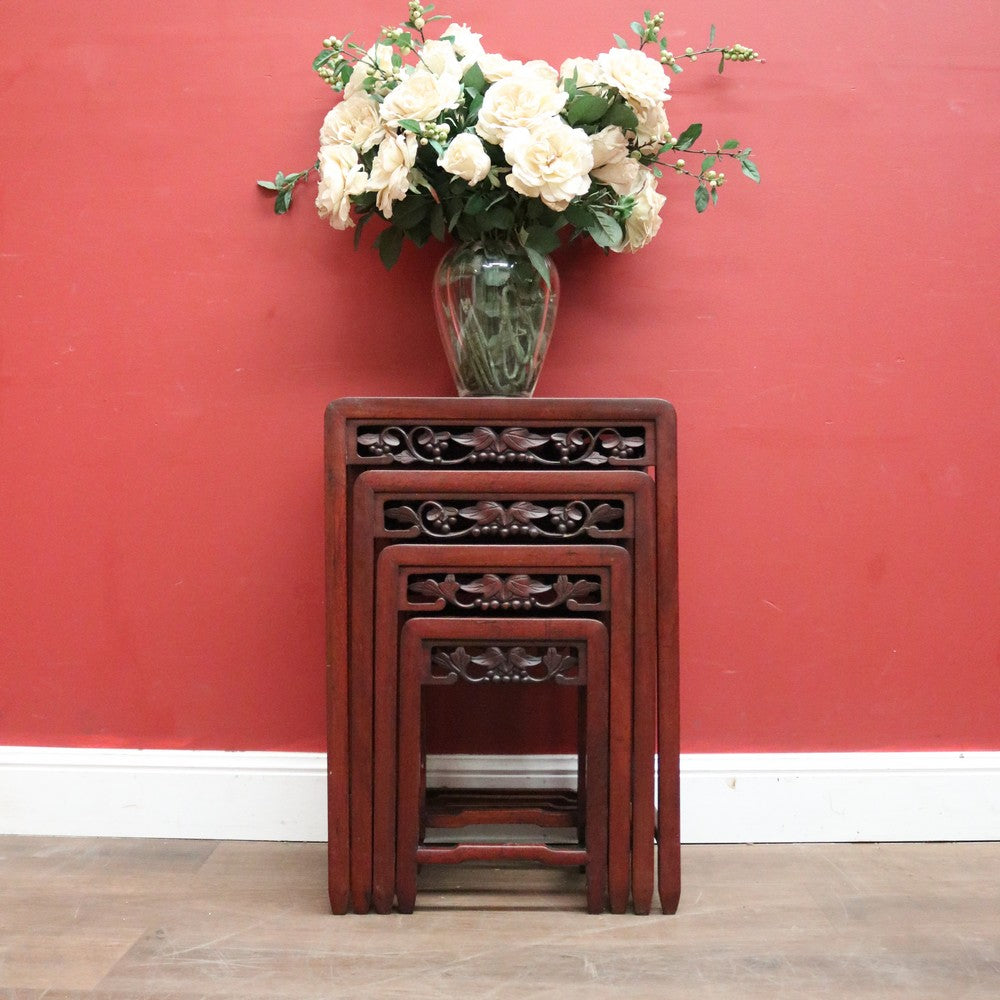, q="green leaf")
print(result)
[524,246,551,287]
[275,189,292,214]
[524,226,561,256]
[375,226,405,269]
[722,139,740,150]
[566,92,611,127]
[257,180,278,191]
[694,185,709,213]
[562,202,594,230]
[312,50,336,71]
[701,155,716,172]
[462,62,487,94]
[429,202,446,241]
[740,157,761,183]
[397,118,422,134]
[601,101,639,131]
[586,211,623,249]
[674,123,703,150]
[631,21,645,39]
[709,24,716,46]
[353,211,373,249]
[719,54,726,74]
[613,33,629,49]
[390,194,429,230]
